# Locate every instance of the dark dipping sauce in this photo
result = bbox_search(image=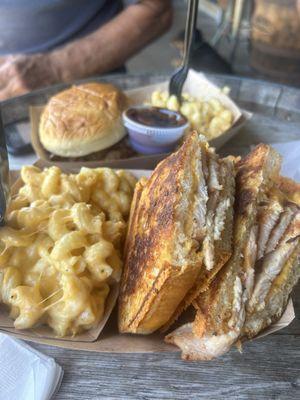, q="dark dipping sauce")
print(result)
[126,107,187,128]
